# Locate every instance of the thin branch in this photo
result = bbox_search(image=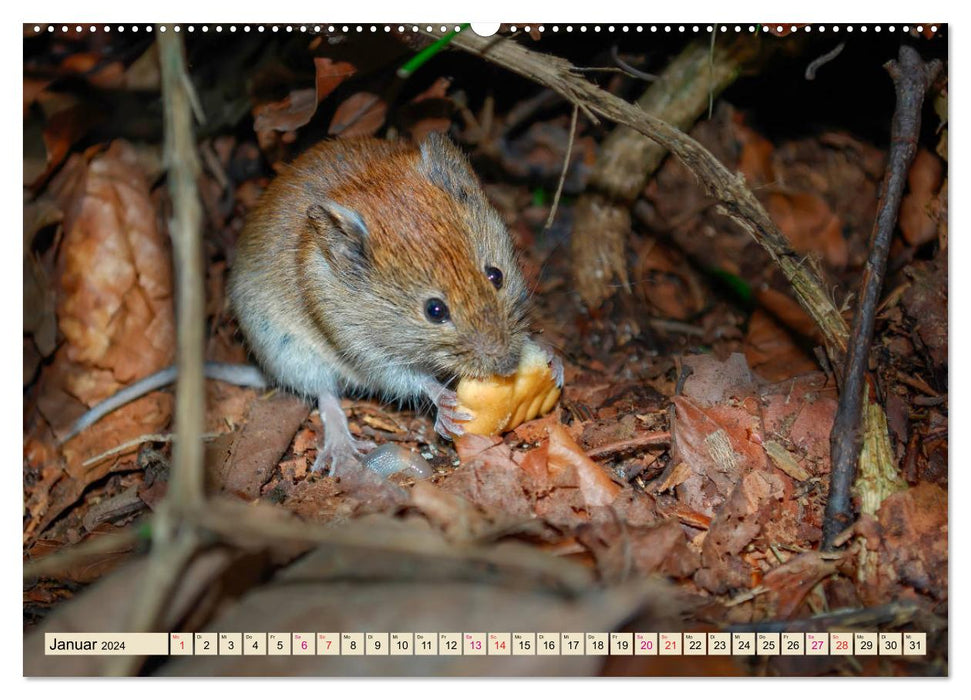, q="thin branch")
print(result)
[81,431,221,468]
[161,28,207,511]
[585,432,671,460]
[24,527,144,580]
[610,45,658,81]
[823,45,942,549]
[544,103,578,230]
[805,42,846,80]
[102,27,209,676]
